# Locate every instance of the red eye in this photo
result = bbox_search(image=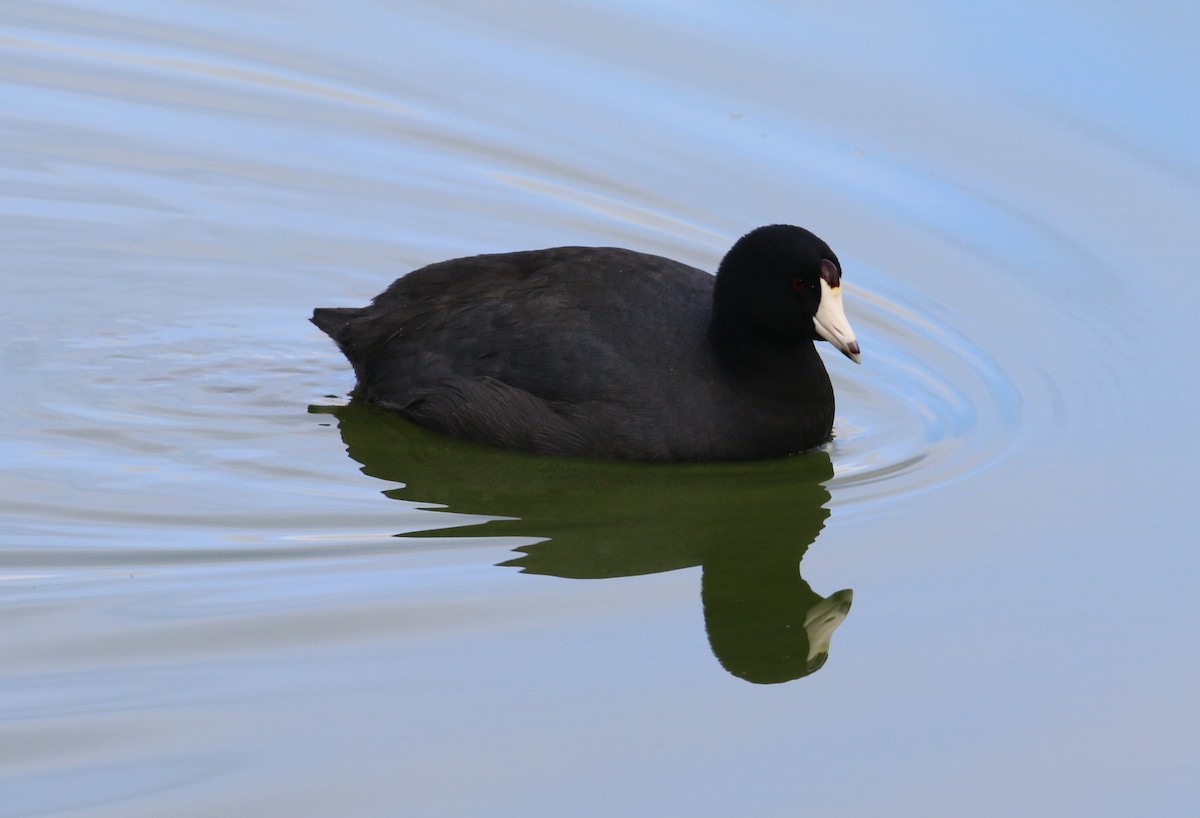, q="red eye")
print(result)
[791,278,805,291]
